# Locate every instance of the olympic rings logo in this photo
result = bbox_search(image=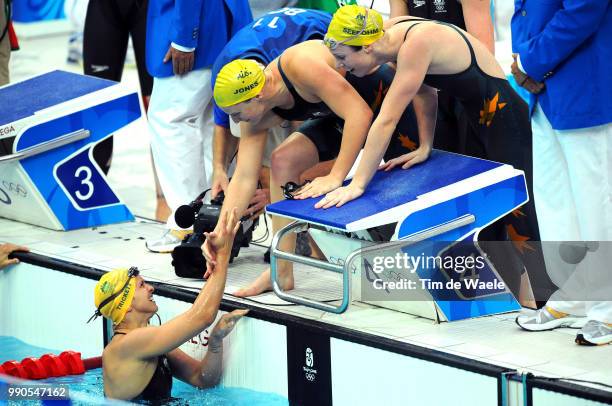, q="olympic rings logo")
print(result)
[1,181,27,198]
